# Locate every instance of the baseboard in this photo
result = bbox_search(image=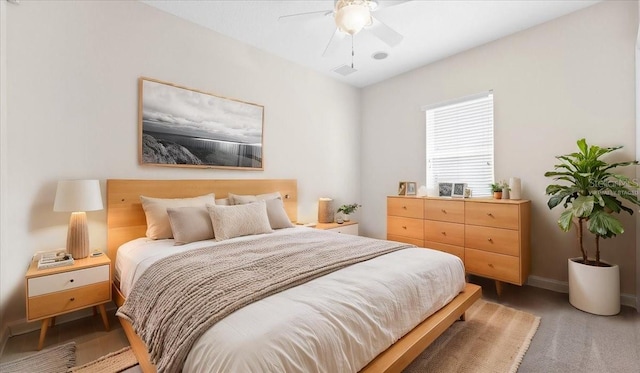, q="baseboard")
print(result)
[527,275,637,310]
[6,302,118,338]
